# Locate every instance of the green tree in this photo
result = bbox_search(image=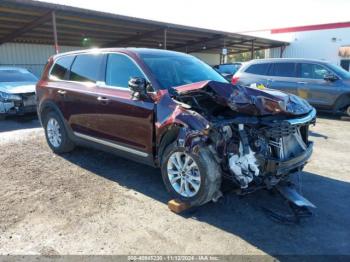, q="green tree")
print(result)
[228,50,265,62]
